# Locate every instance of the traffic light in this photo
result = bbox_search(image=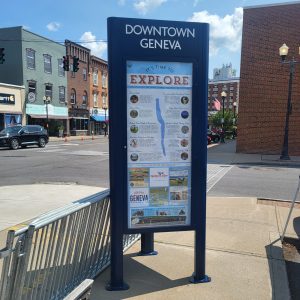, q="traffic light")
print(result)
[73,56,79,72]
[0,48,5,64]
[63,56,69,71]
